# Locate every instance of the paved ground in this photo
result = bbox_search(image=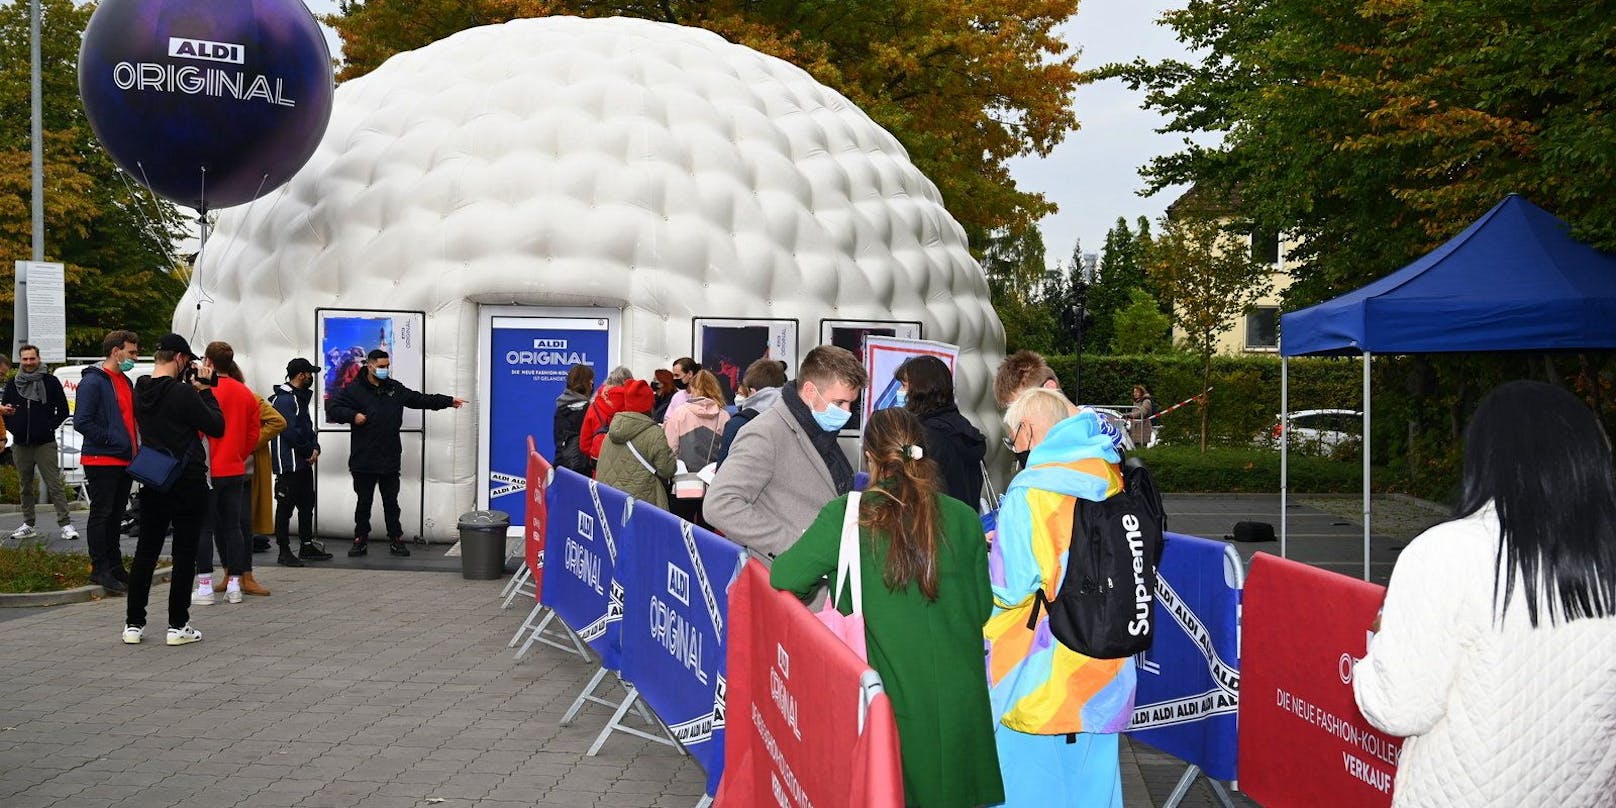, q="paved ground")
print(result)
[2,490,1437,807]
